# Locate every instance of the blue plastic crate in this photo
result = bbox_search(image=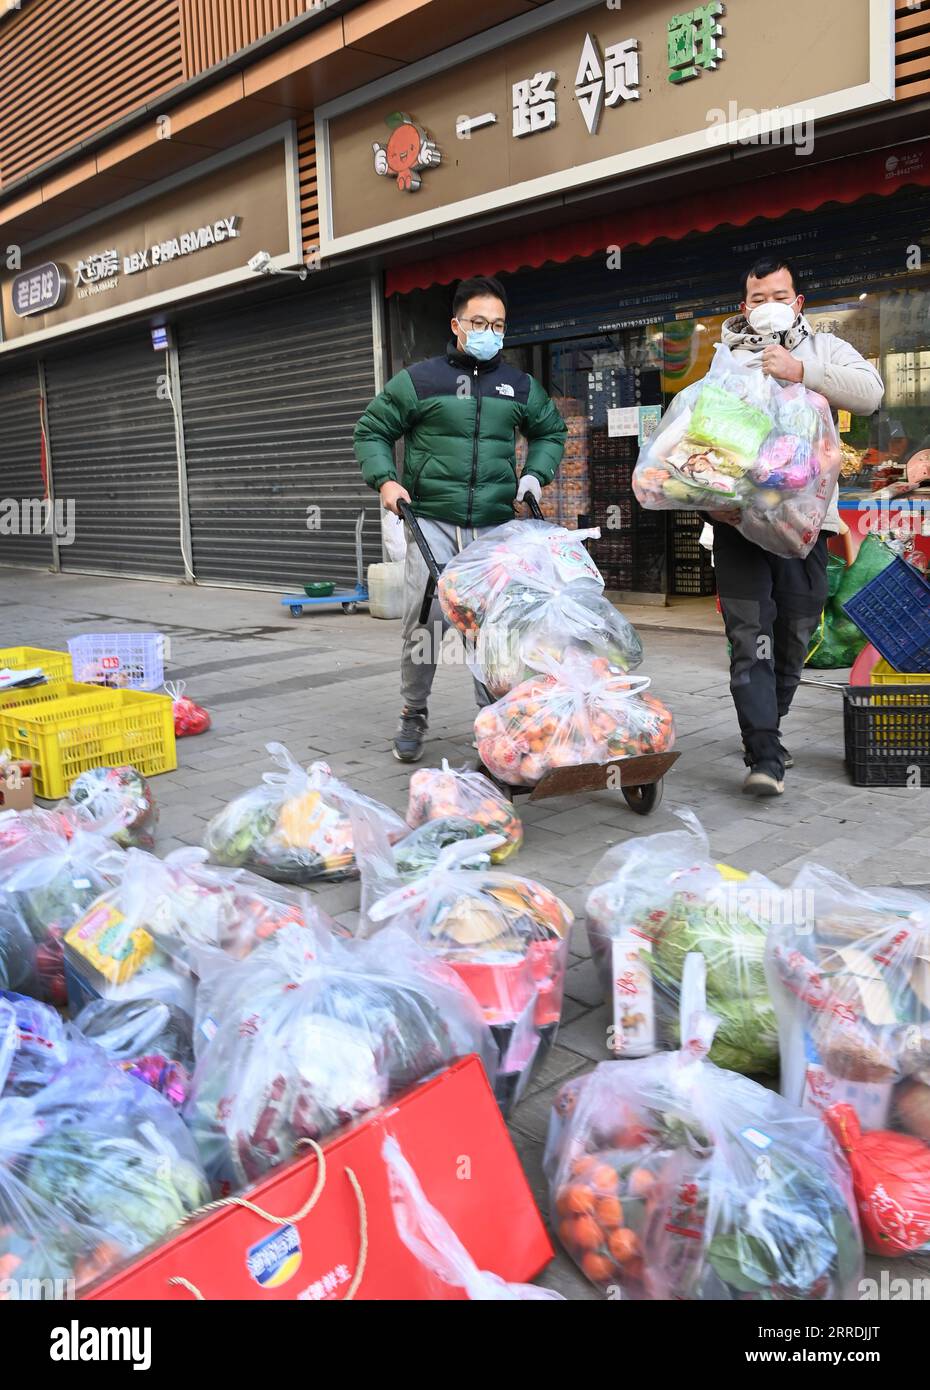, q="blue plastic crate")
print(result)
[842,556,930,674]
